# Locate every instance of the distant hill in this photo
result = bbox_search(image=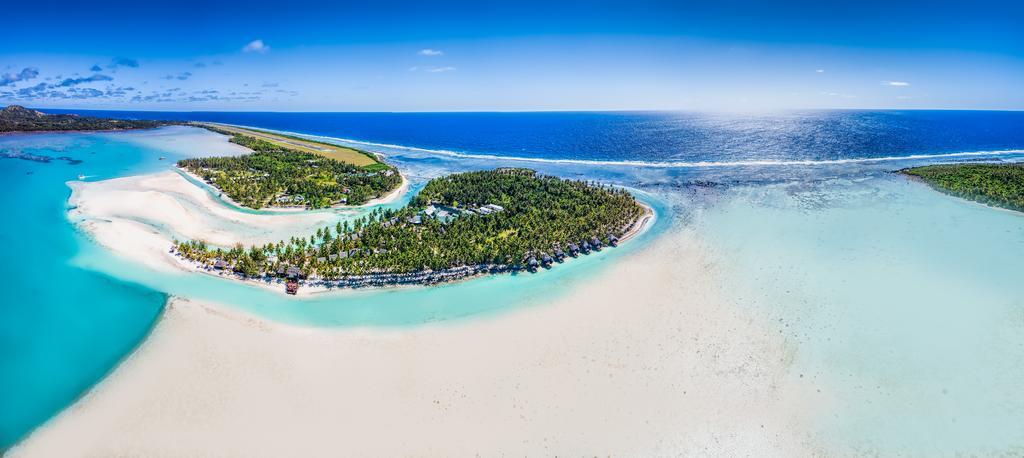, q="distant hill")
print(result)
[0,105,172,132]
